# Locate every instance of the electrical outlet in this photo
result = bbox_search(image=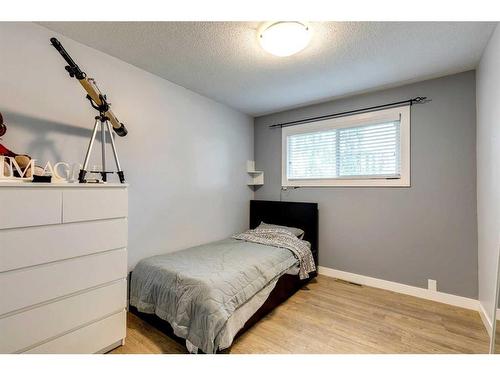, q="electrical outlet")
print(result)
[428,279,437,291]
